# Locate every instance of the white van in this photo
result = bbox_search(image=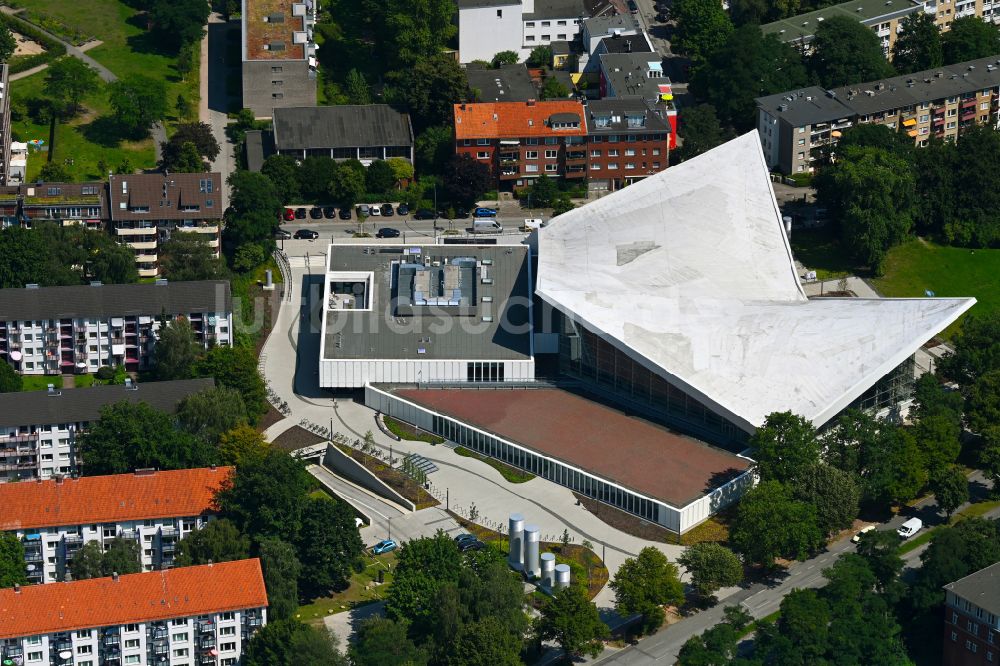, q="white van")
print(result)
[472,219,503,233]
[897,517,923,539]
